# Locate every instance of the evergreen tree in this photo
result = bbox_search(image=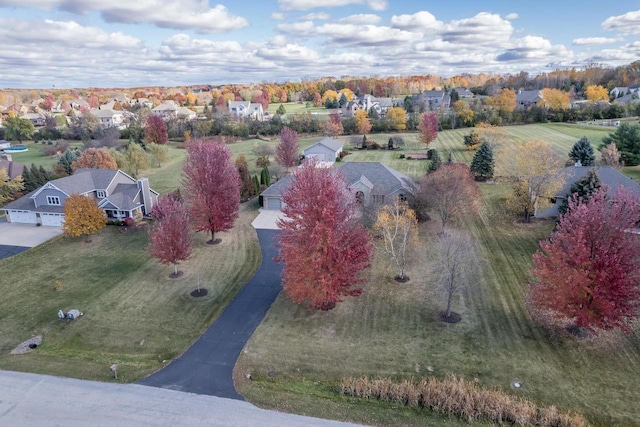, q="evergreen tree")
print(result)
[568,137,596,166]
[39,166,51,183]
[260,165,271,186]
[252,174,261,195]
[58,149,79,176]
[428,150,441,173]
[276,104,287,115]
[470,142,494,181]
[21,166,34,192]
[446,150,453,163]
[558,169,602,215]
